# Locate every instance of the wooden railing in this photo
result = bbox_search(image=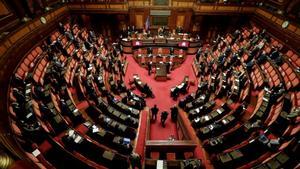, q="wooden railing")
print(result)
[145,140,197,159]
